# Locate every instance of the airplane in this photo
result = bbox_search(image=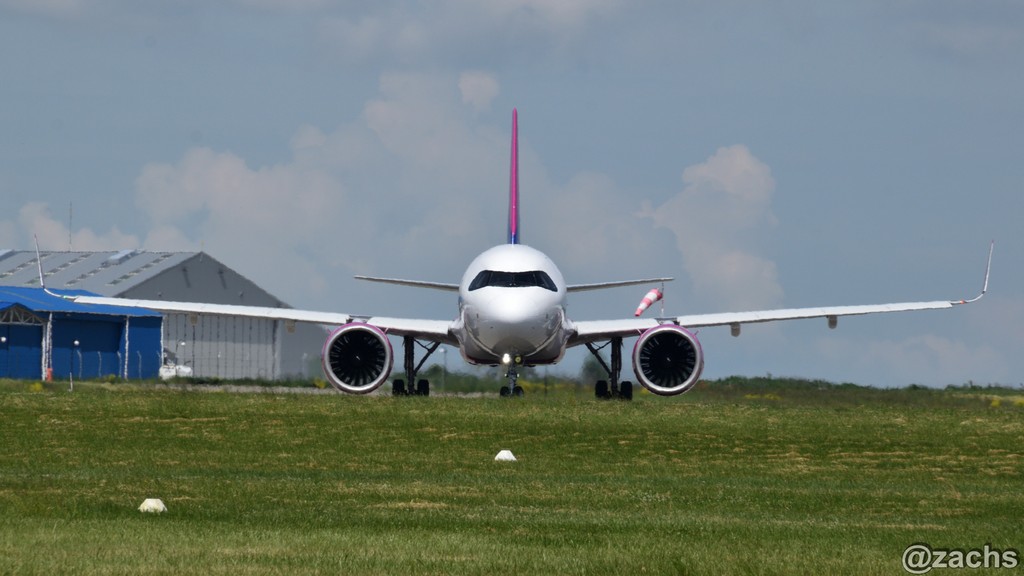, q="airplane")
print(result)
[57,109,993,399]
